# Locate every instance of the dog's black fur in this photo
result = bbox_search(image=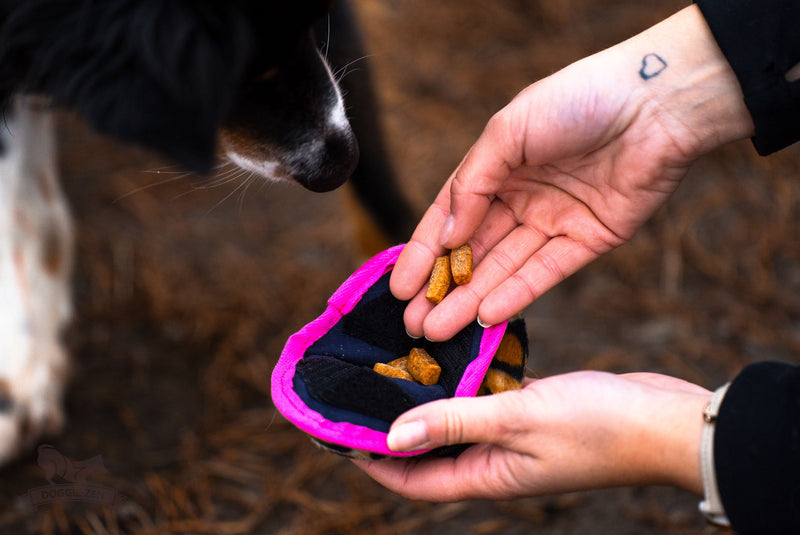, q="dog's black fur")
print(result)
[322,1,416,242]
[0,0,415,241]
